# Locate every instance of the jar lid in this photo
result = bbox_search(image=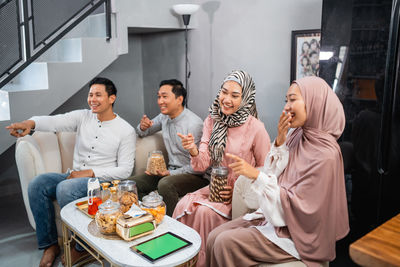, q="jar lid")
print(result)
[149,150,164,157]
[99,199,120,213]
[211,166,228,176]
[118,180,137,191]
[142,191,163,207]
[110,187,117,193]
[101,182,111,190]
[111,180,120,186]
